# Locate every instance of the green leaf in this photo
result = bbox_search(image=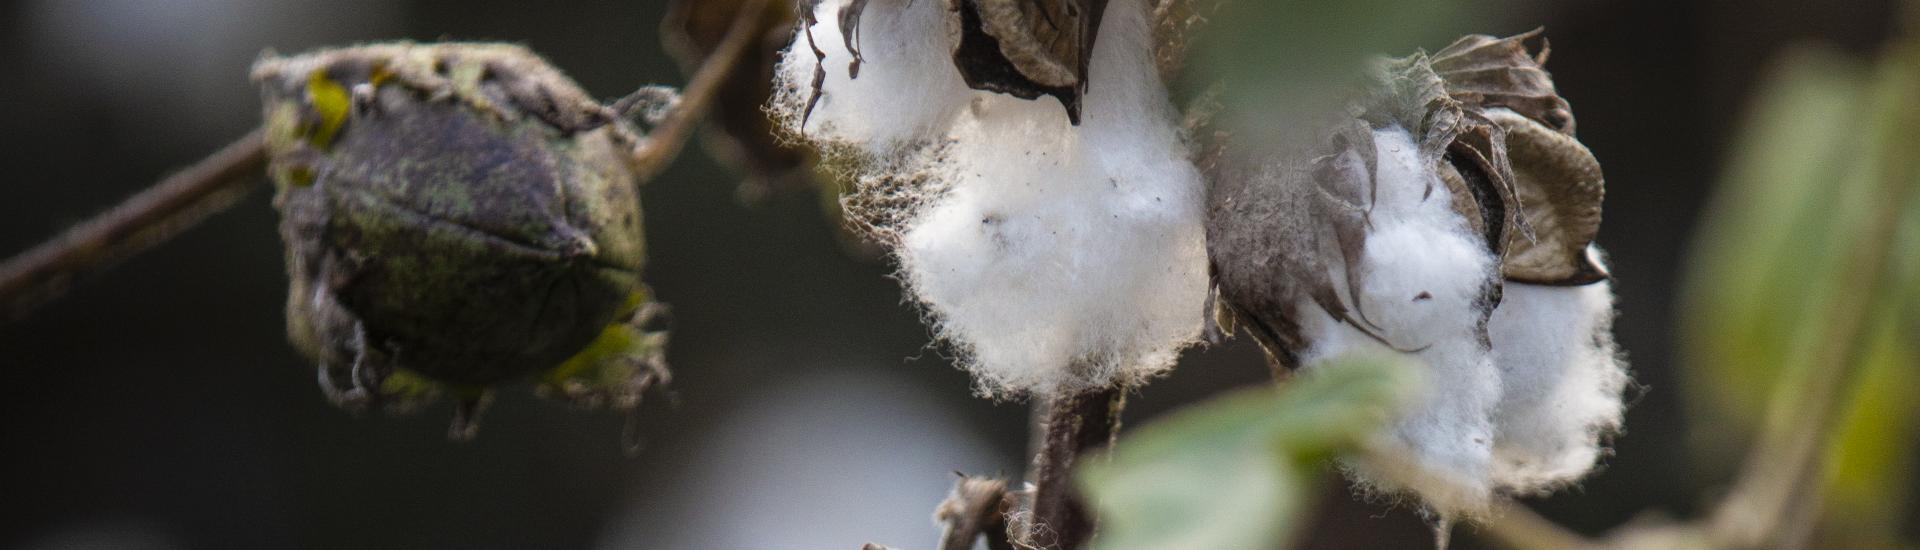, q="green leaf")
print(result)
[1680,46,1870,428]
[1680,43,1920,544]
[1079,358,1419,550]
